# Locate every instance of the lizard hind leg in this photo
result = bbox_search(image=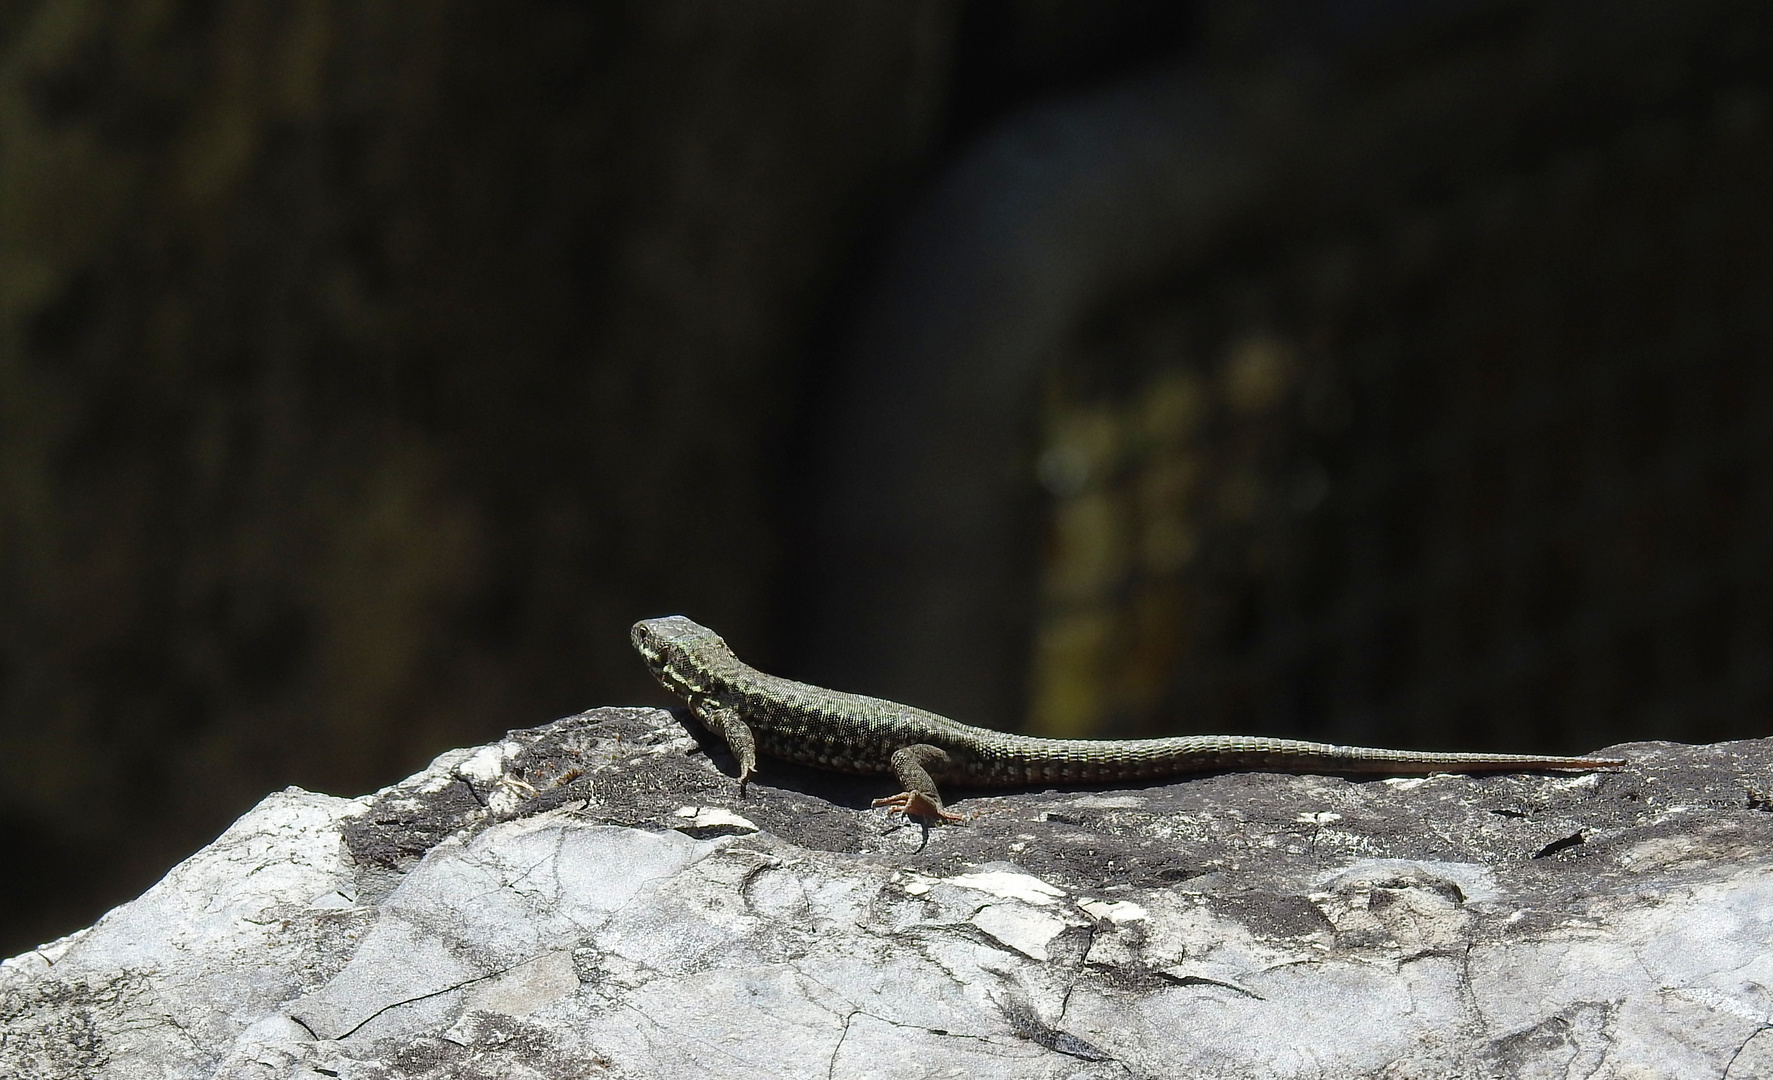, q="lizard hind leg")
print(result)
[873,744,966,823]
